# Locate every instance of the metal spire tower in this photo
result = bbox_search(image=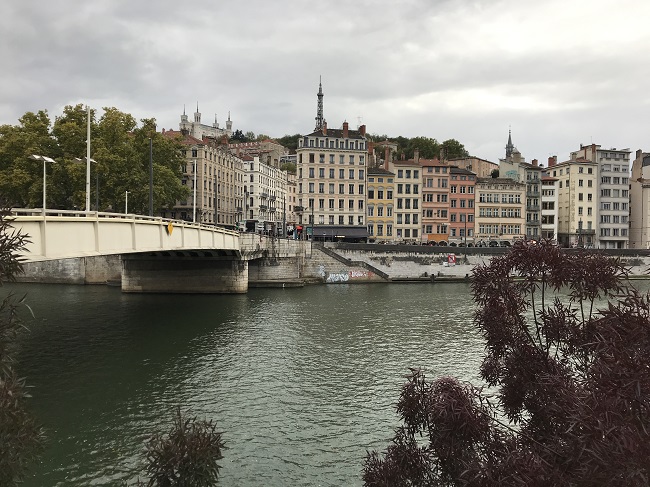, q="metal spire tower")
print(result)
[314,76,324,131]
